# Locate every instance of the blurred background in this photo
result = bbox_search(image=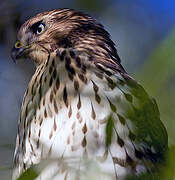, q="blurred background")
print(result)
[0,0,175,179]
